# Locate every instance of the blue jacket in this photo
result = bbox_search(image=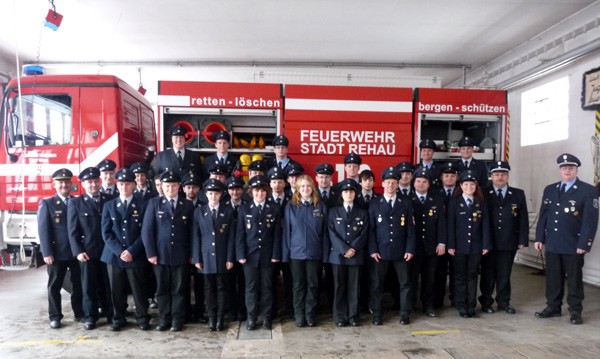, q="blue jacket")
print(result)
[68,193,110,259]
[204,153,239,178]
[326,205,368,265]
[141,196,194,266]
[191,204,236,274]
[155,148,203,179]
[37,195,74,261]
[536,179,598,254]
[447,196,491,255]
[484,186,529,251]
[100,196,146,267]
[368,196,416,260]
[282,201,328,262]
[410,192,447,255]
[236,202,282,267]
